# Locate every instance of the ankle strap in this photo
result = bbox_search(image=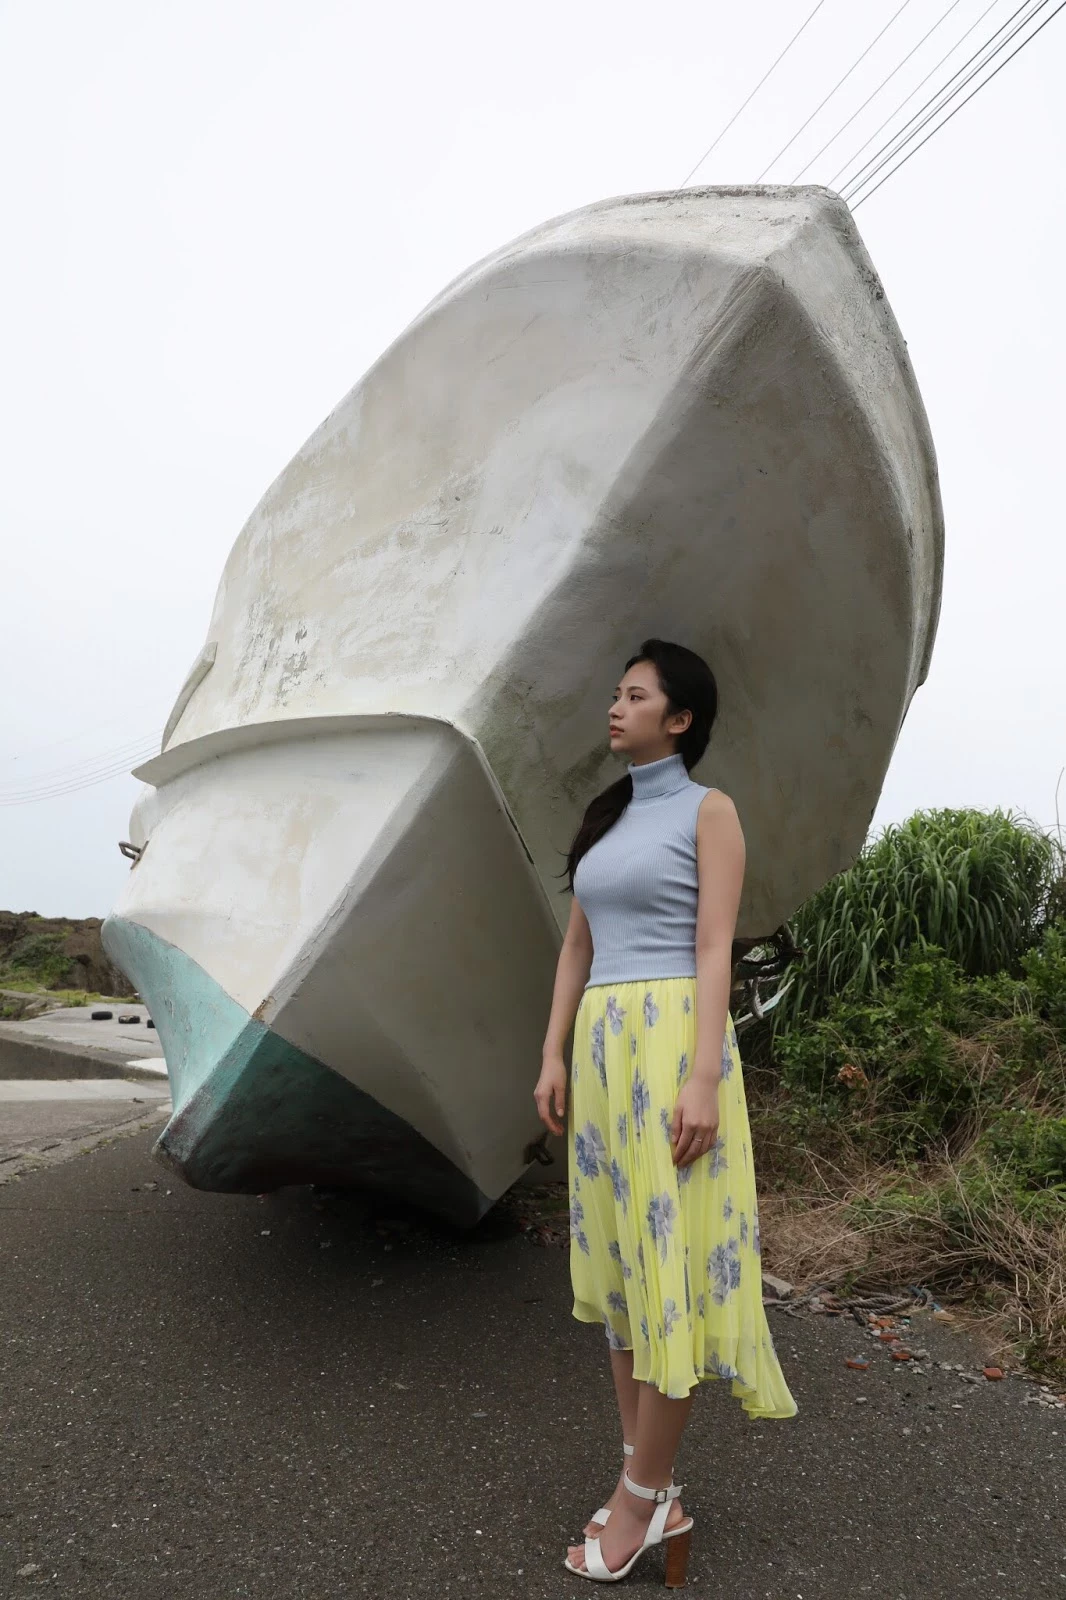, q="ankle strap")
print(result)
[623,1468,682,1504]
[622,1442,634,1456]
